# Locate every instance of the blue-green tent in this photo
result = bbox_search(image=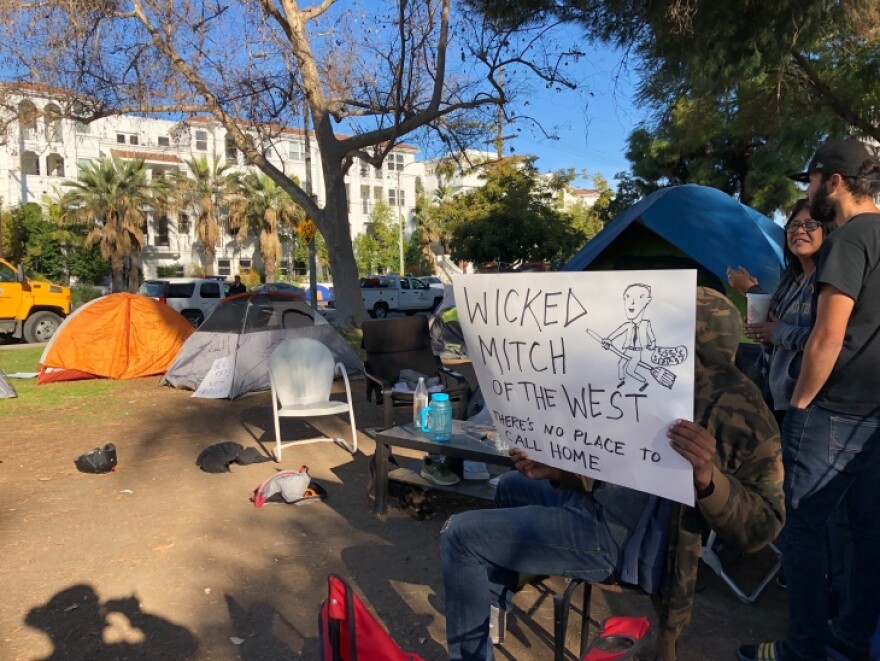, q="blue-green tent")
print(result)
[563,185,785,294]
